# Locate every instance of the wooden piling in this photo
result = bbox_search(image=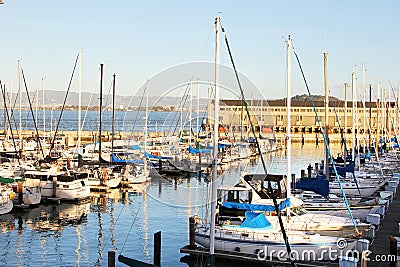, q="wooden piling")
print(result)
[189,216,195,248]
[154,231,161,267]
[17,181,23,204]
[108,251,116,267]
[52,177,57,197]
